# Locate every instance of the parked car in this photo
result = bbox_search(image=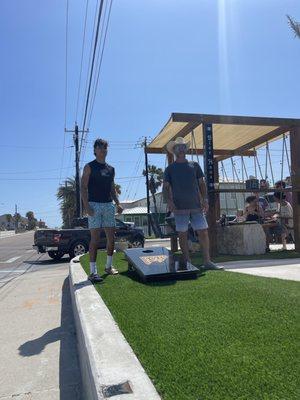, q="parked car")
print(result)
[33,219,145,260]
